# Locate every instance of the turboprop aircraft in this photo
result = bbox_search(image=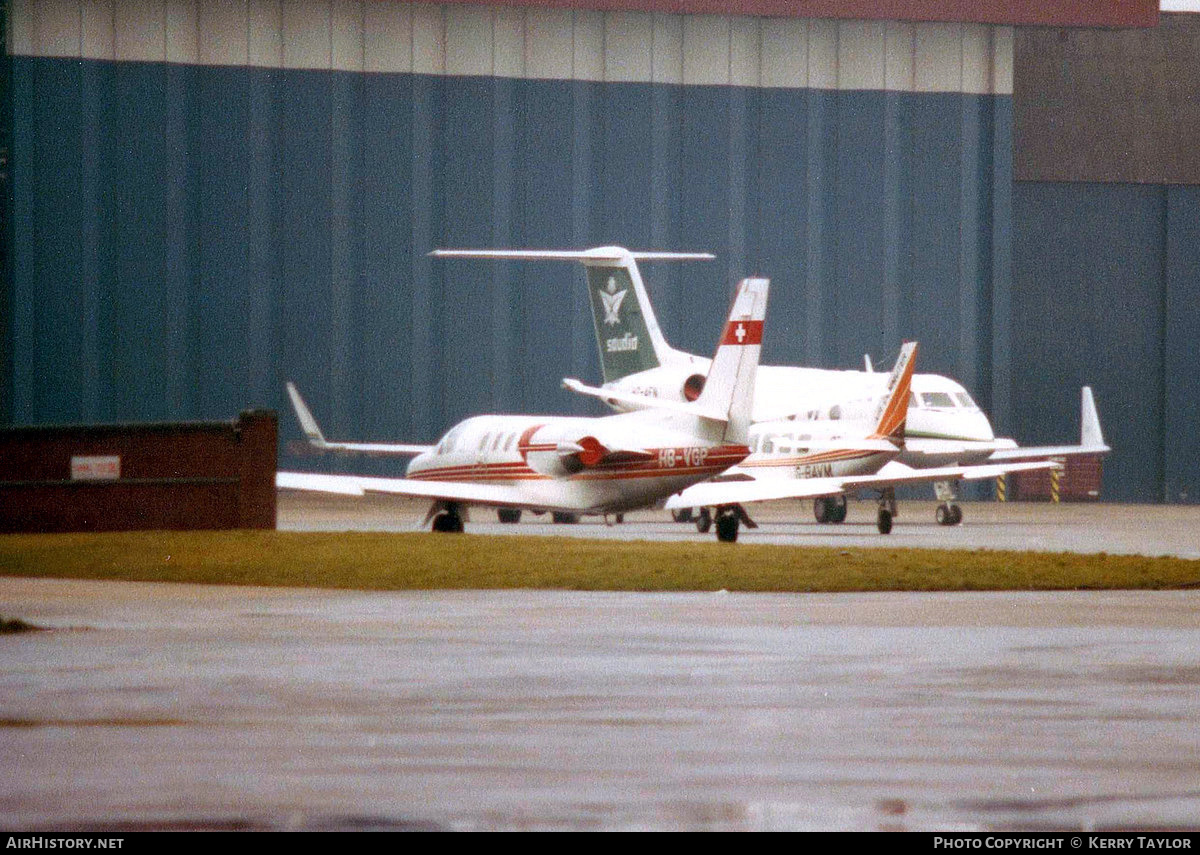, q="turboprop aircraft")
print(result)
[430,247,1109,526]
[655,341,1060,538]
[276,278,769,534]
